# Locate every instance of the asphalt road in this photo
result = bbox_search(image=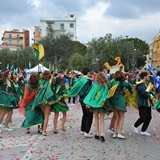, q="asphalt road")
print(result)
[0,103,160,160]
